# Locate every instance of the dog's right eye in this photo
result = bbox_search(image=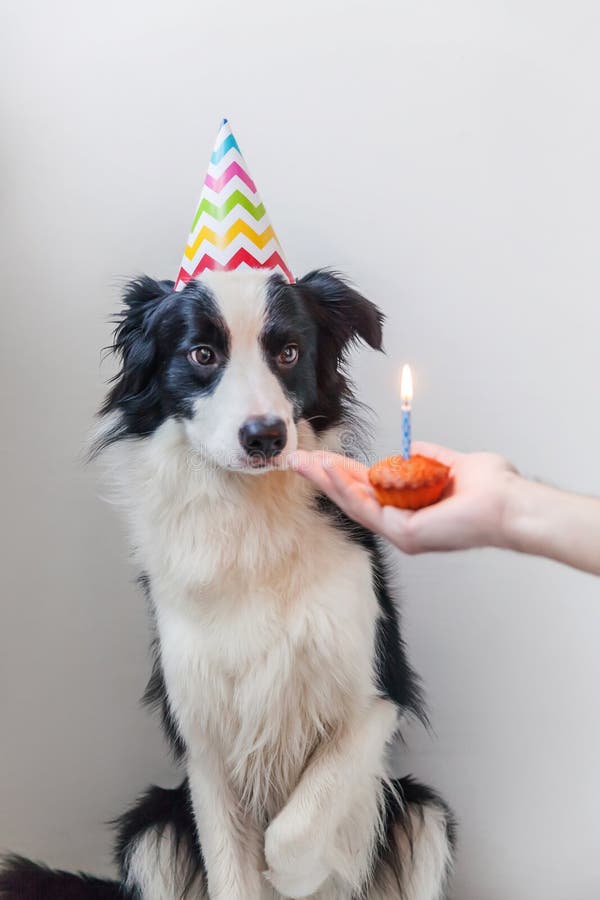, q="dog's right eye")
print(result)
[188,346,217,367]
